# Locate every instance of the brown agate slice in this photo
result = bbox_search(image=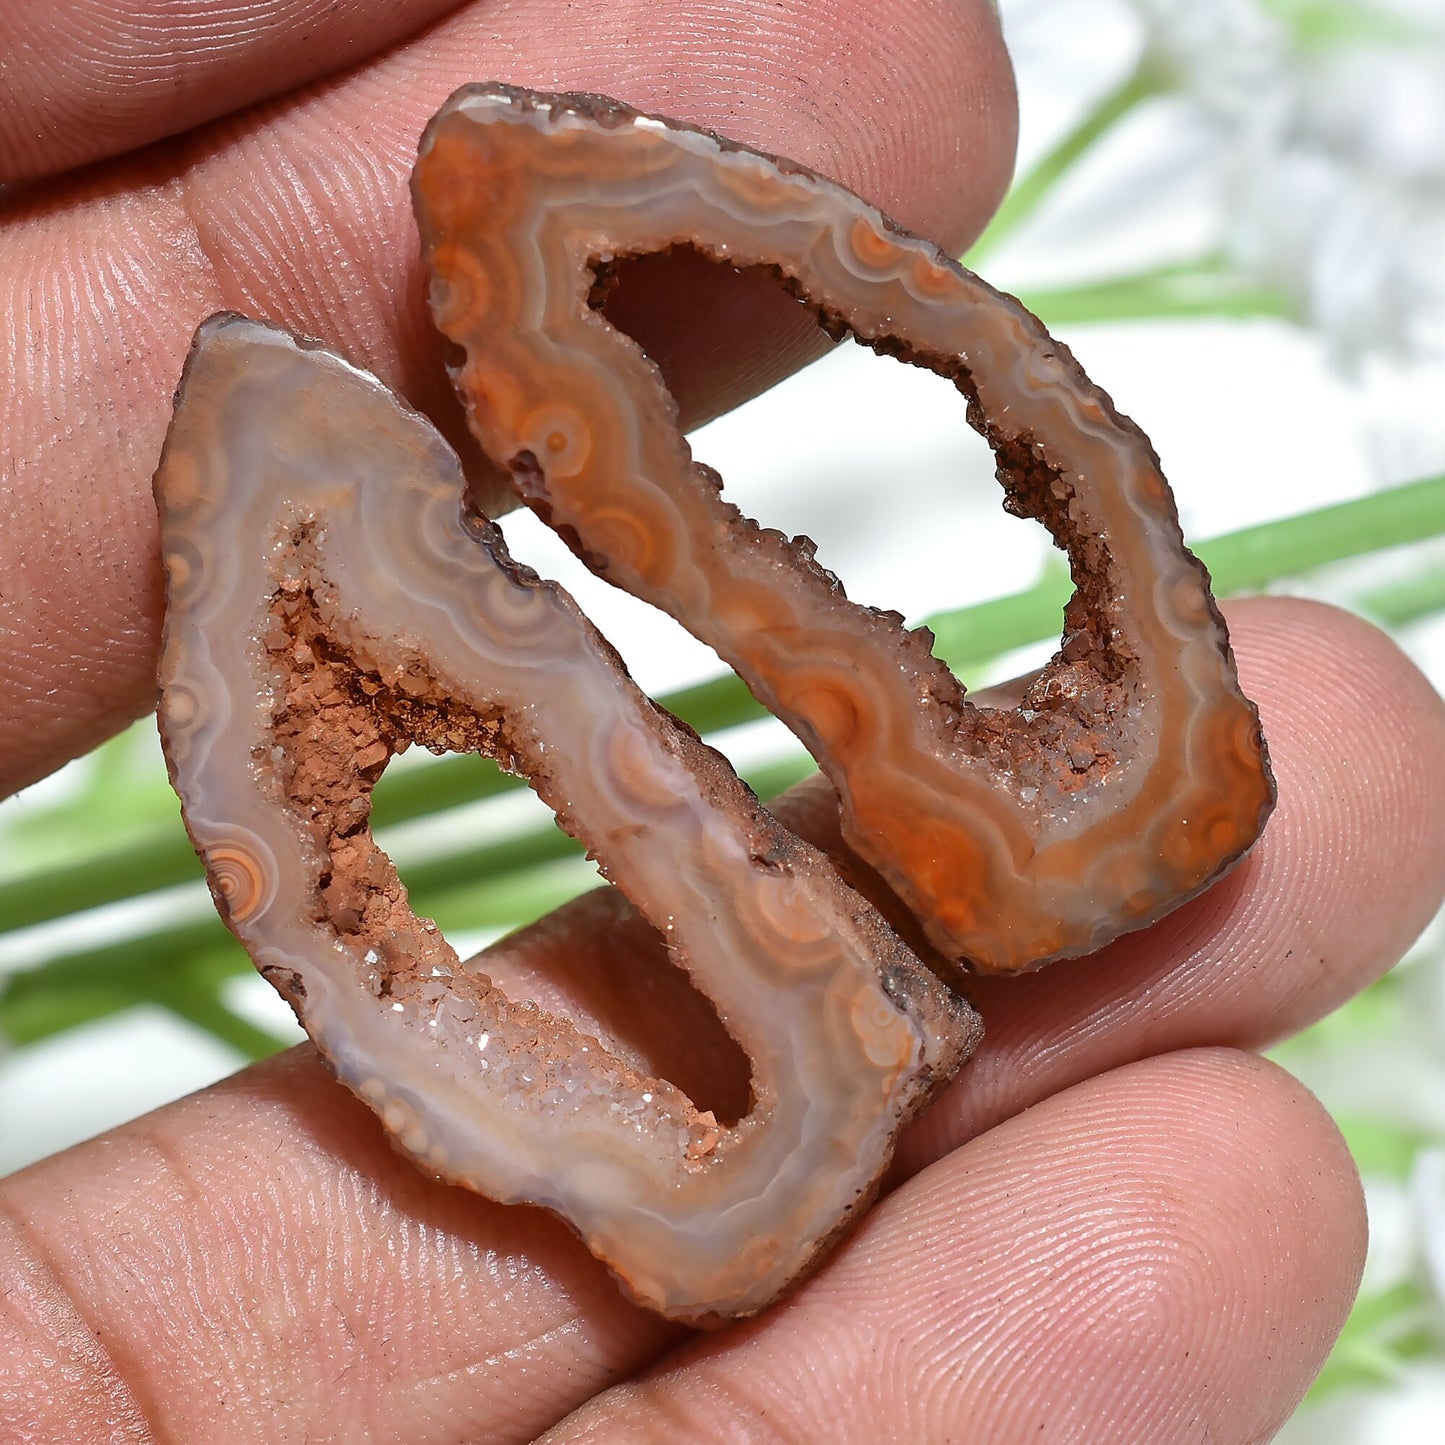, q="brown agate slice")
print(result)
[153,315,977,1322]
[414,84,1276,975]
